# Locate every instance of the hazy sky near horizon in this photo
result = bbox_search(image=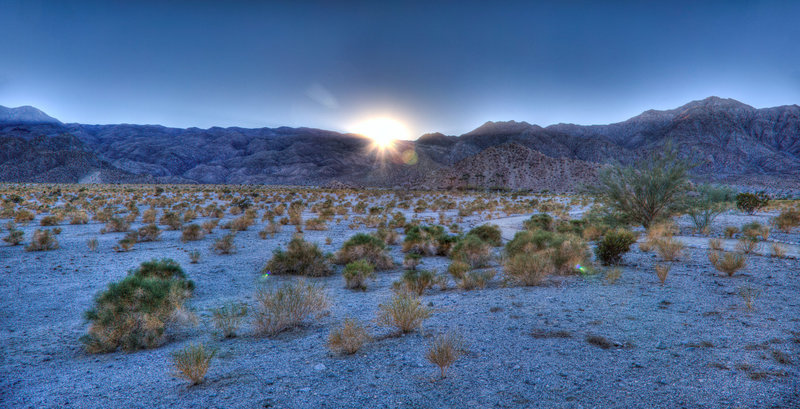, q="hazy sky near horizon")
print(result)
[1,0,798,137]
